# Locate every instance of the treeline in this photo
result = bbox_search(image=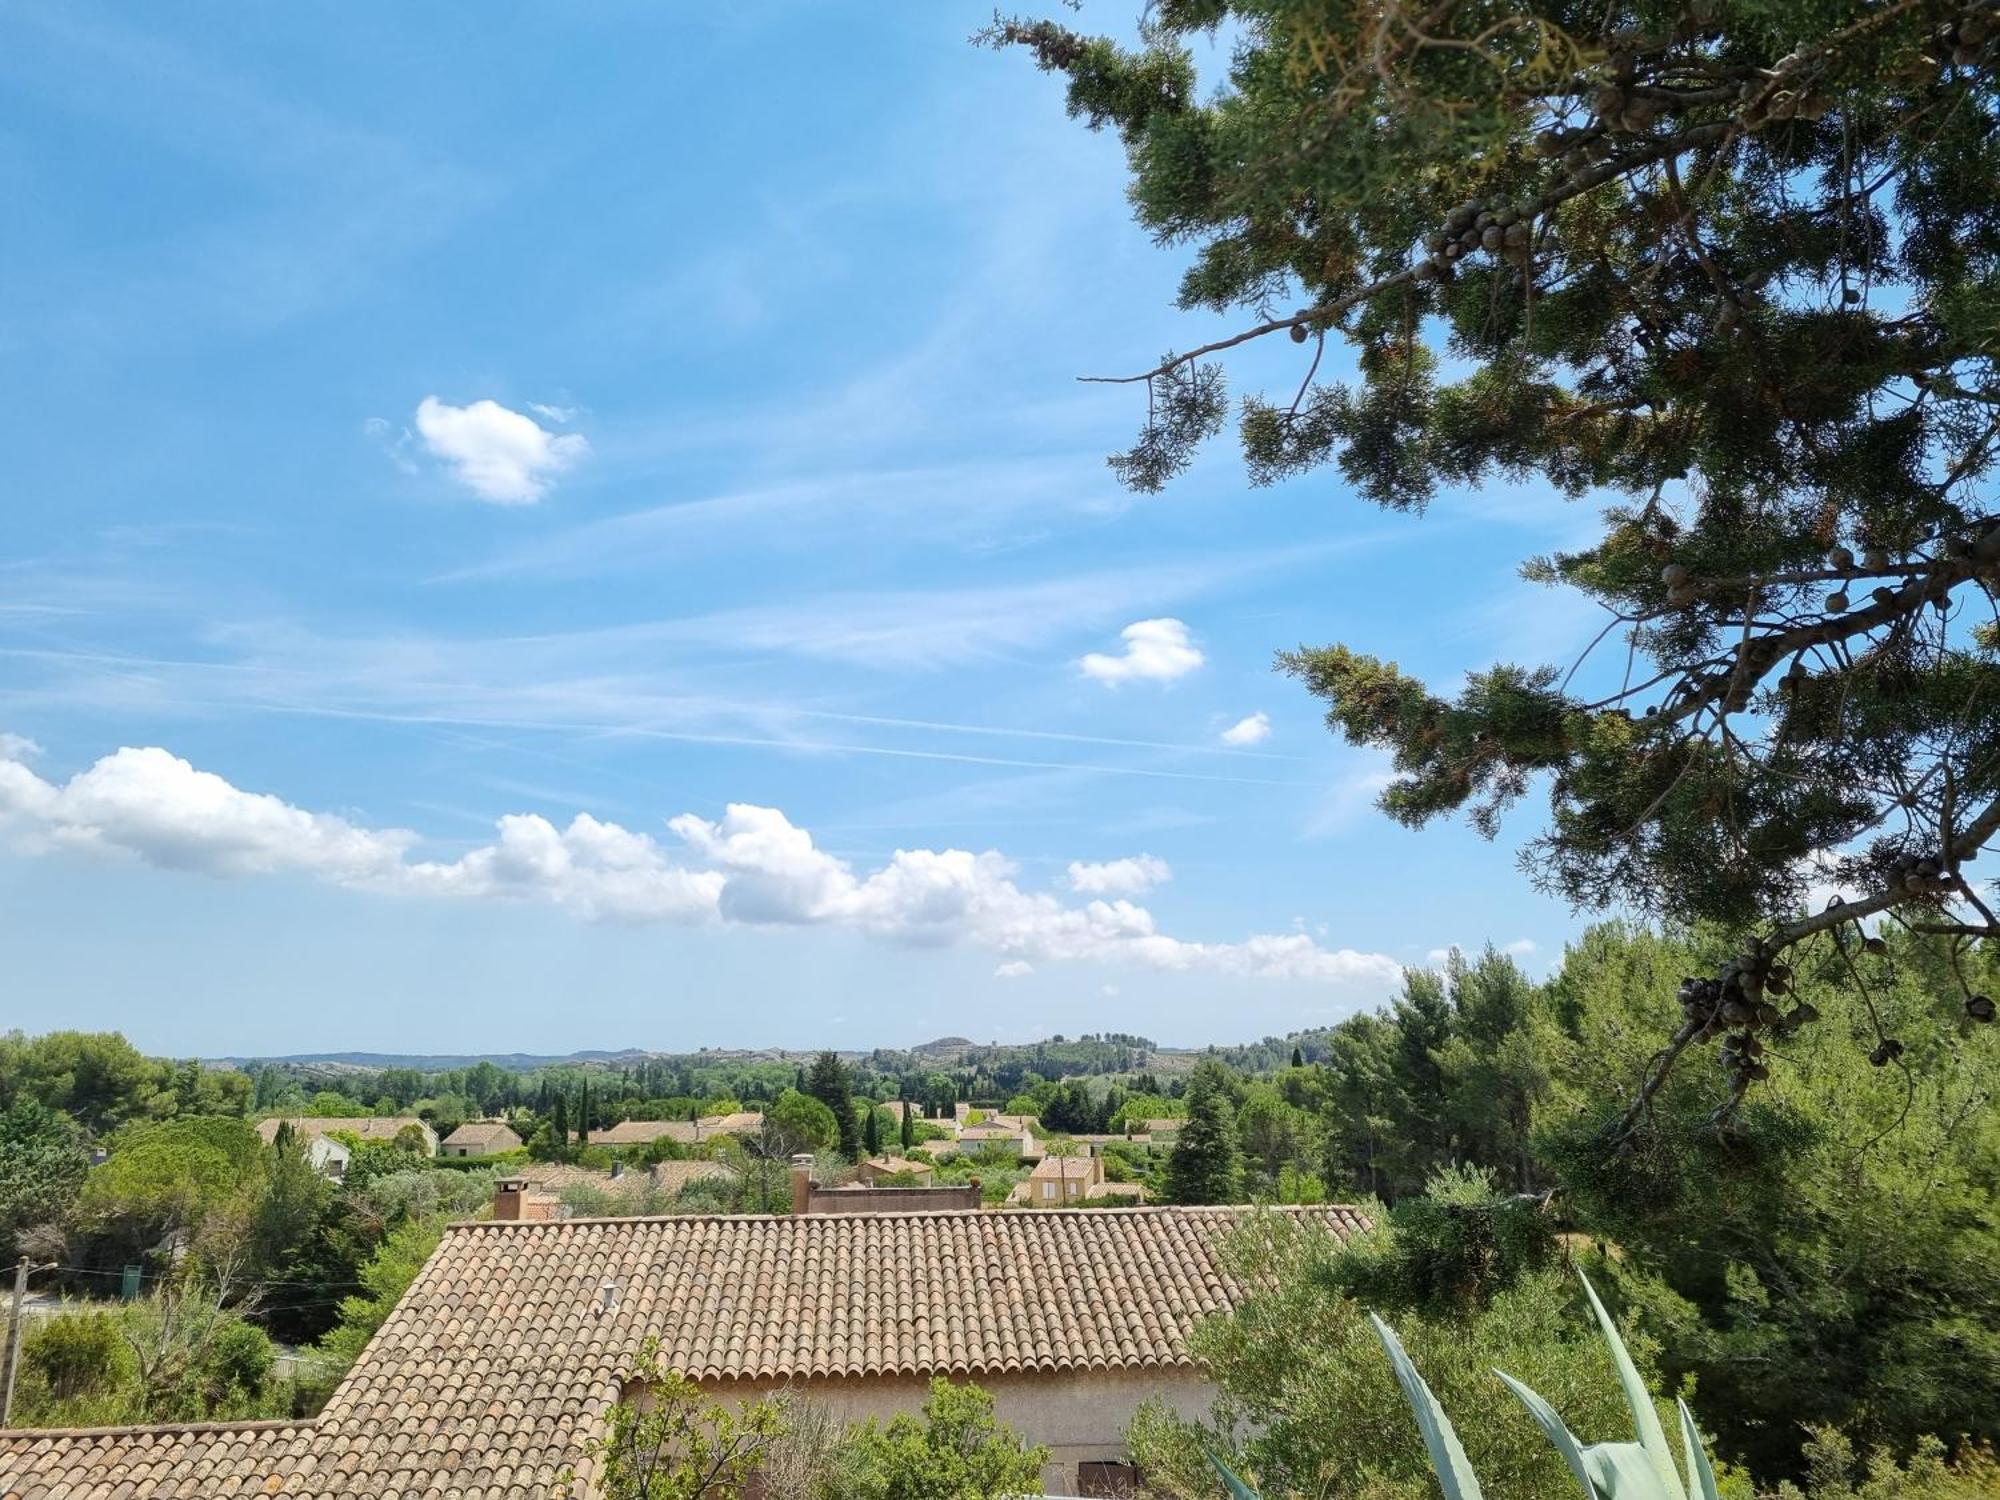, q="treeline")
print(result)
[1132,922,2000,1486]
